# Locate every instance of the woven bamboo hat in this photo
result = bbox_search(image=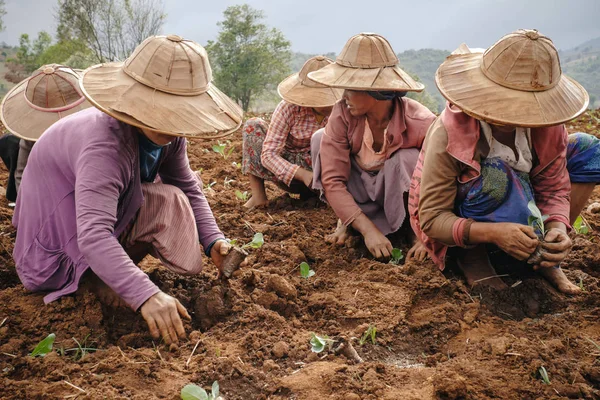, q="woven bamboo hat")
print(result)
[80,35,243,138]
[435,29,589,127]
[0,64,91,141]
[307,33,424,92]
[277,56,343,107]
